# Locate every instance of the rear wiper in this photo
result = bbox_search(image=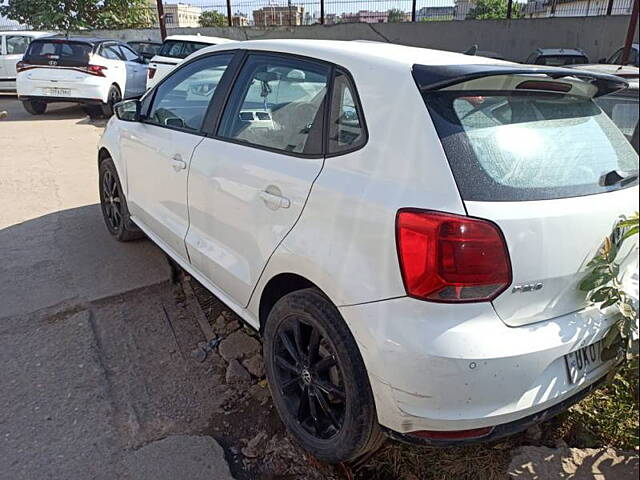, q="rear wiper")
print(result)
[599,169,639,187]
